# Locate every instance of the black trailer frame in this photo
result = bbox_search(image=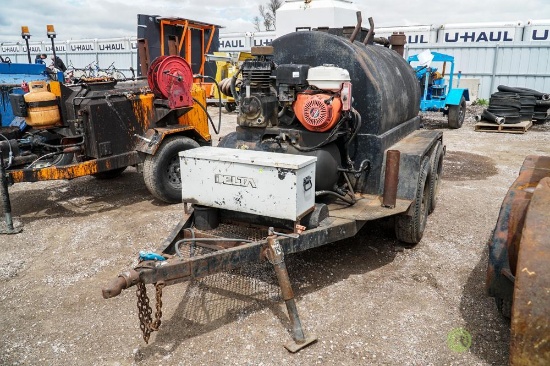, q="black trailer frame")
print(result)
[103,129,443,351]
